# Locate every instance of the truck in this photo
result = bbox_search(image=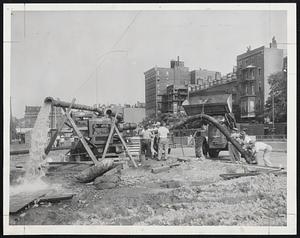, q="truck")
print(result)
[182,94,237,158]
